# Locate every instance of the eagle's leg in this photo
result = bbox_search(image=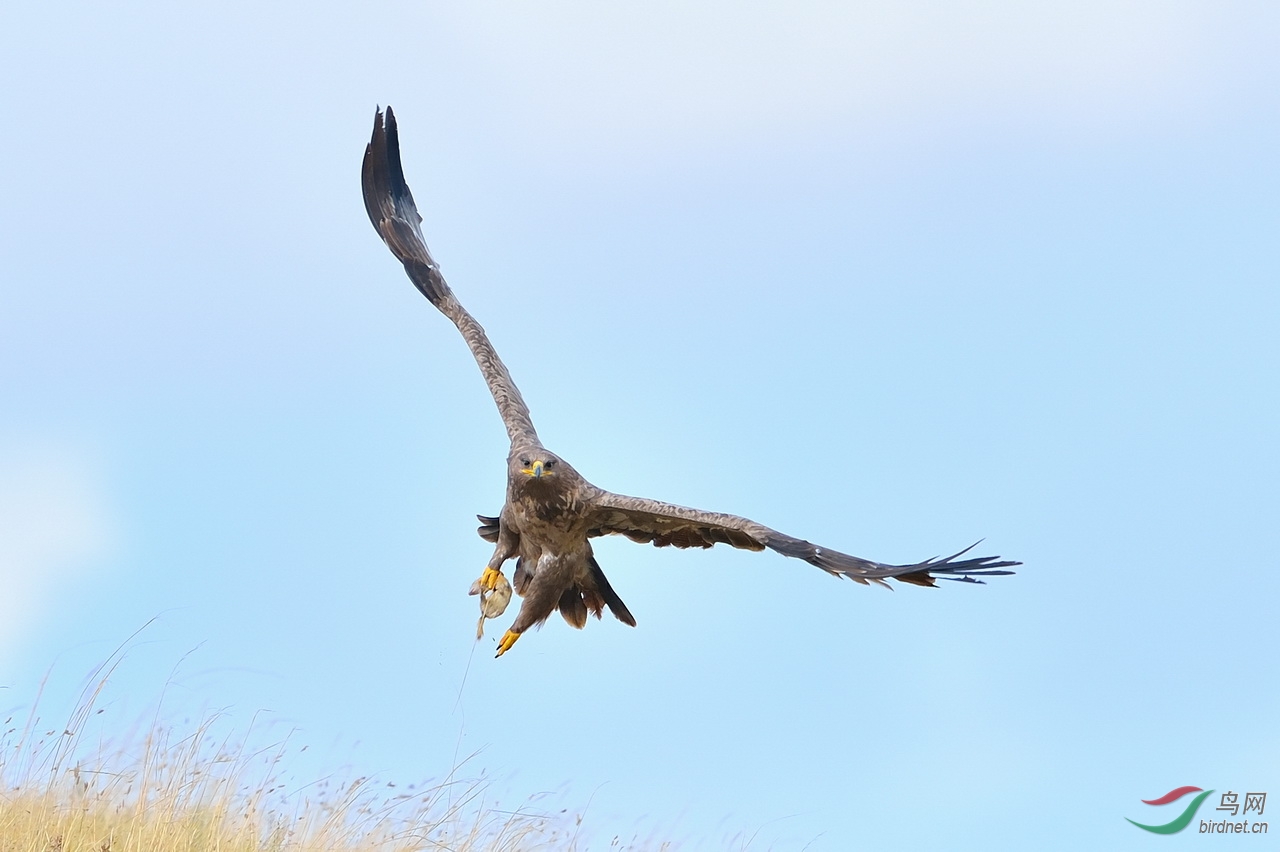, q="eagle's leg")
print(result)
[472,517,519,595]
[494,553,565,657]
